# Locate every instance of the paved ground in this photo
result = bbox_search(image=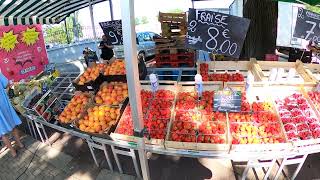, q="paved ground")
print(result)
[2,128,320,180]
